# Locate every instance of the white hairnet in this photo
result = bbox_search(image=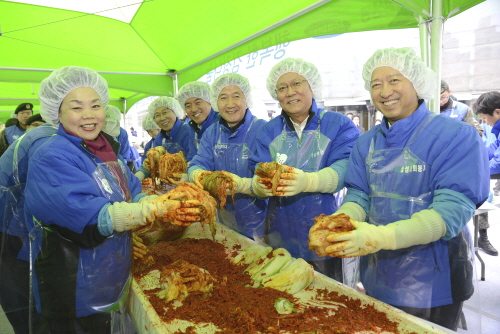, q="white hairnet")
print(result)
[362,47,437,101]
[142,114,160,131]
[38,66,109,126]
[210,73,253,108]
[147,96,184,120]
[266,58,322,101]
[103,105,122,138]
[177,81,211,110]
